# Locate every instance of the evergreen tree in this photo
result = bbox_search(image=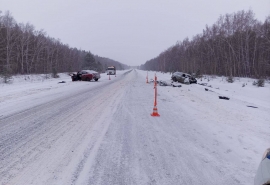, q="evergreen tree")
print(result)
[82,52,96,69]
[0,64,13,83]
[97,61,103,72]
